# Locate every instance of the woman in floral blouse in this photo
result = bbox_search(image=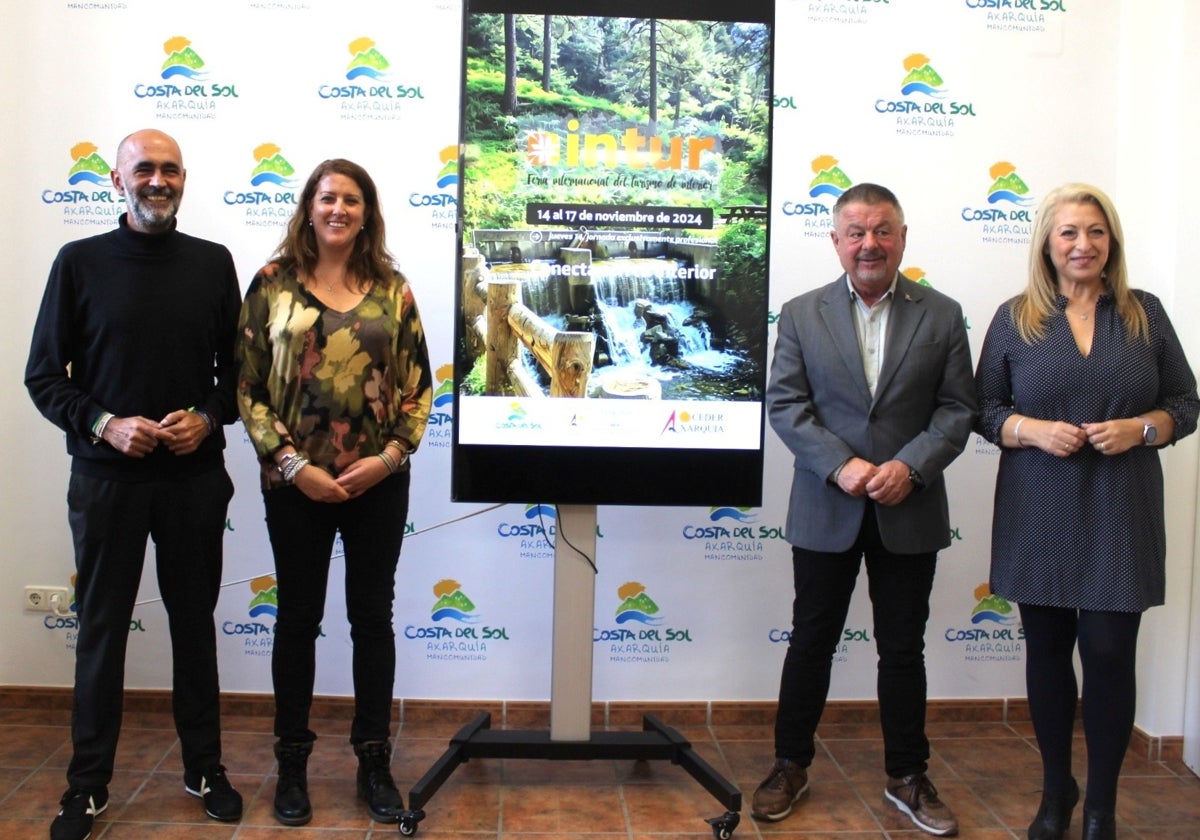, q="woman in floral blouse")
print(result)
[237,158,431,827]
